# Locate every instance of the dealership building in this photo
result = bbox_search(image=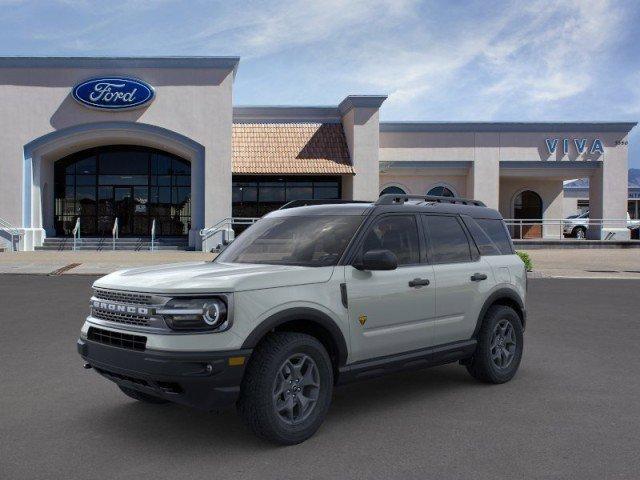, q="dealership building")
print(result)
[0,56,636,250]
